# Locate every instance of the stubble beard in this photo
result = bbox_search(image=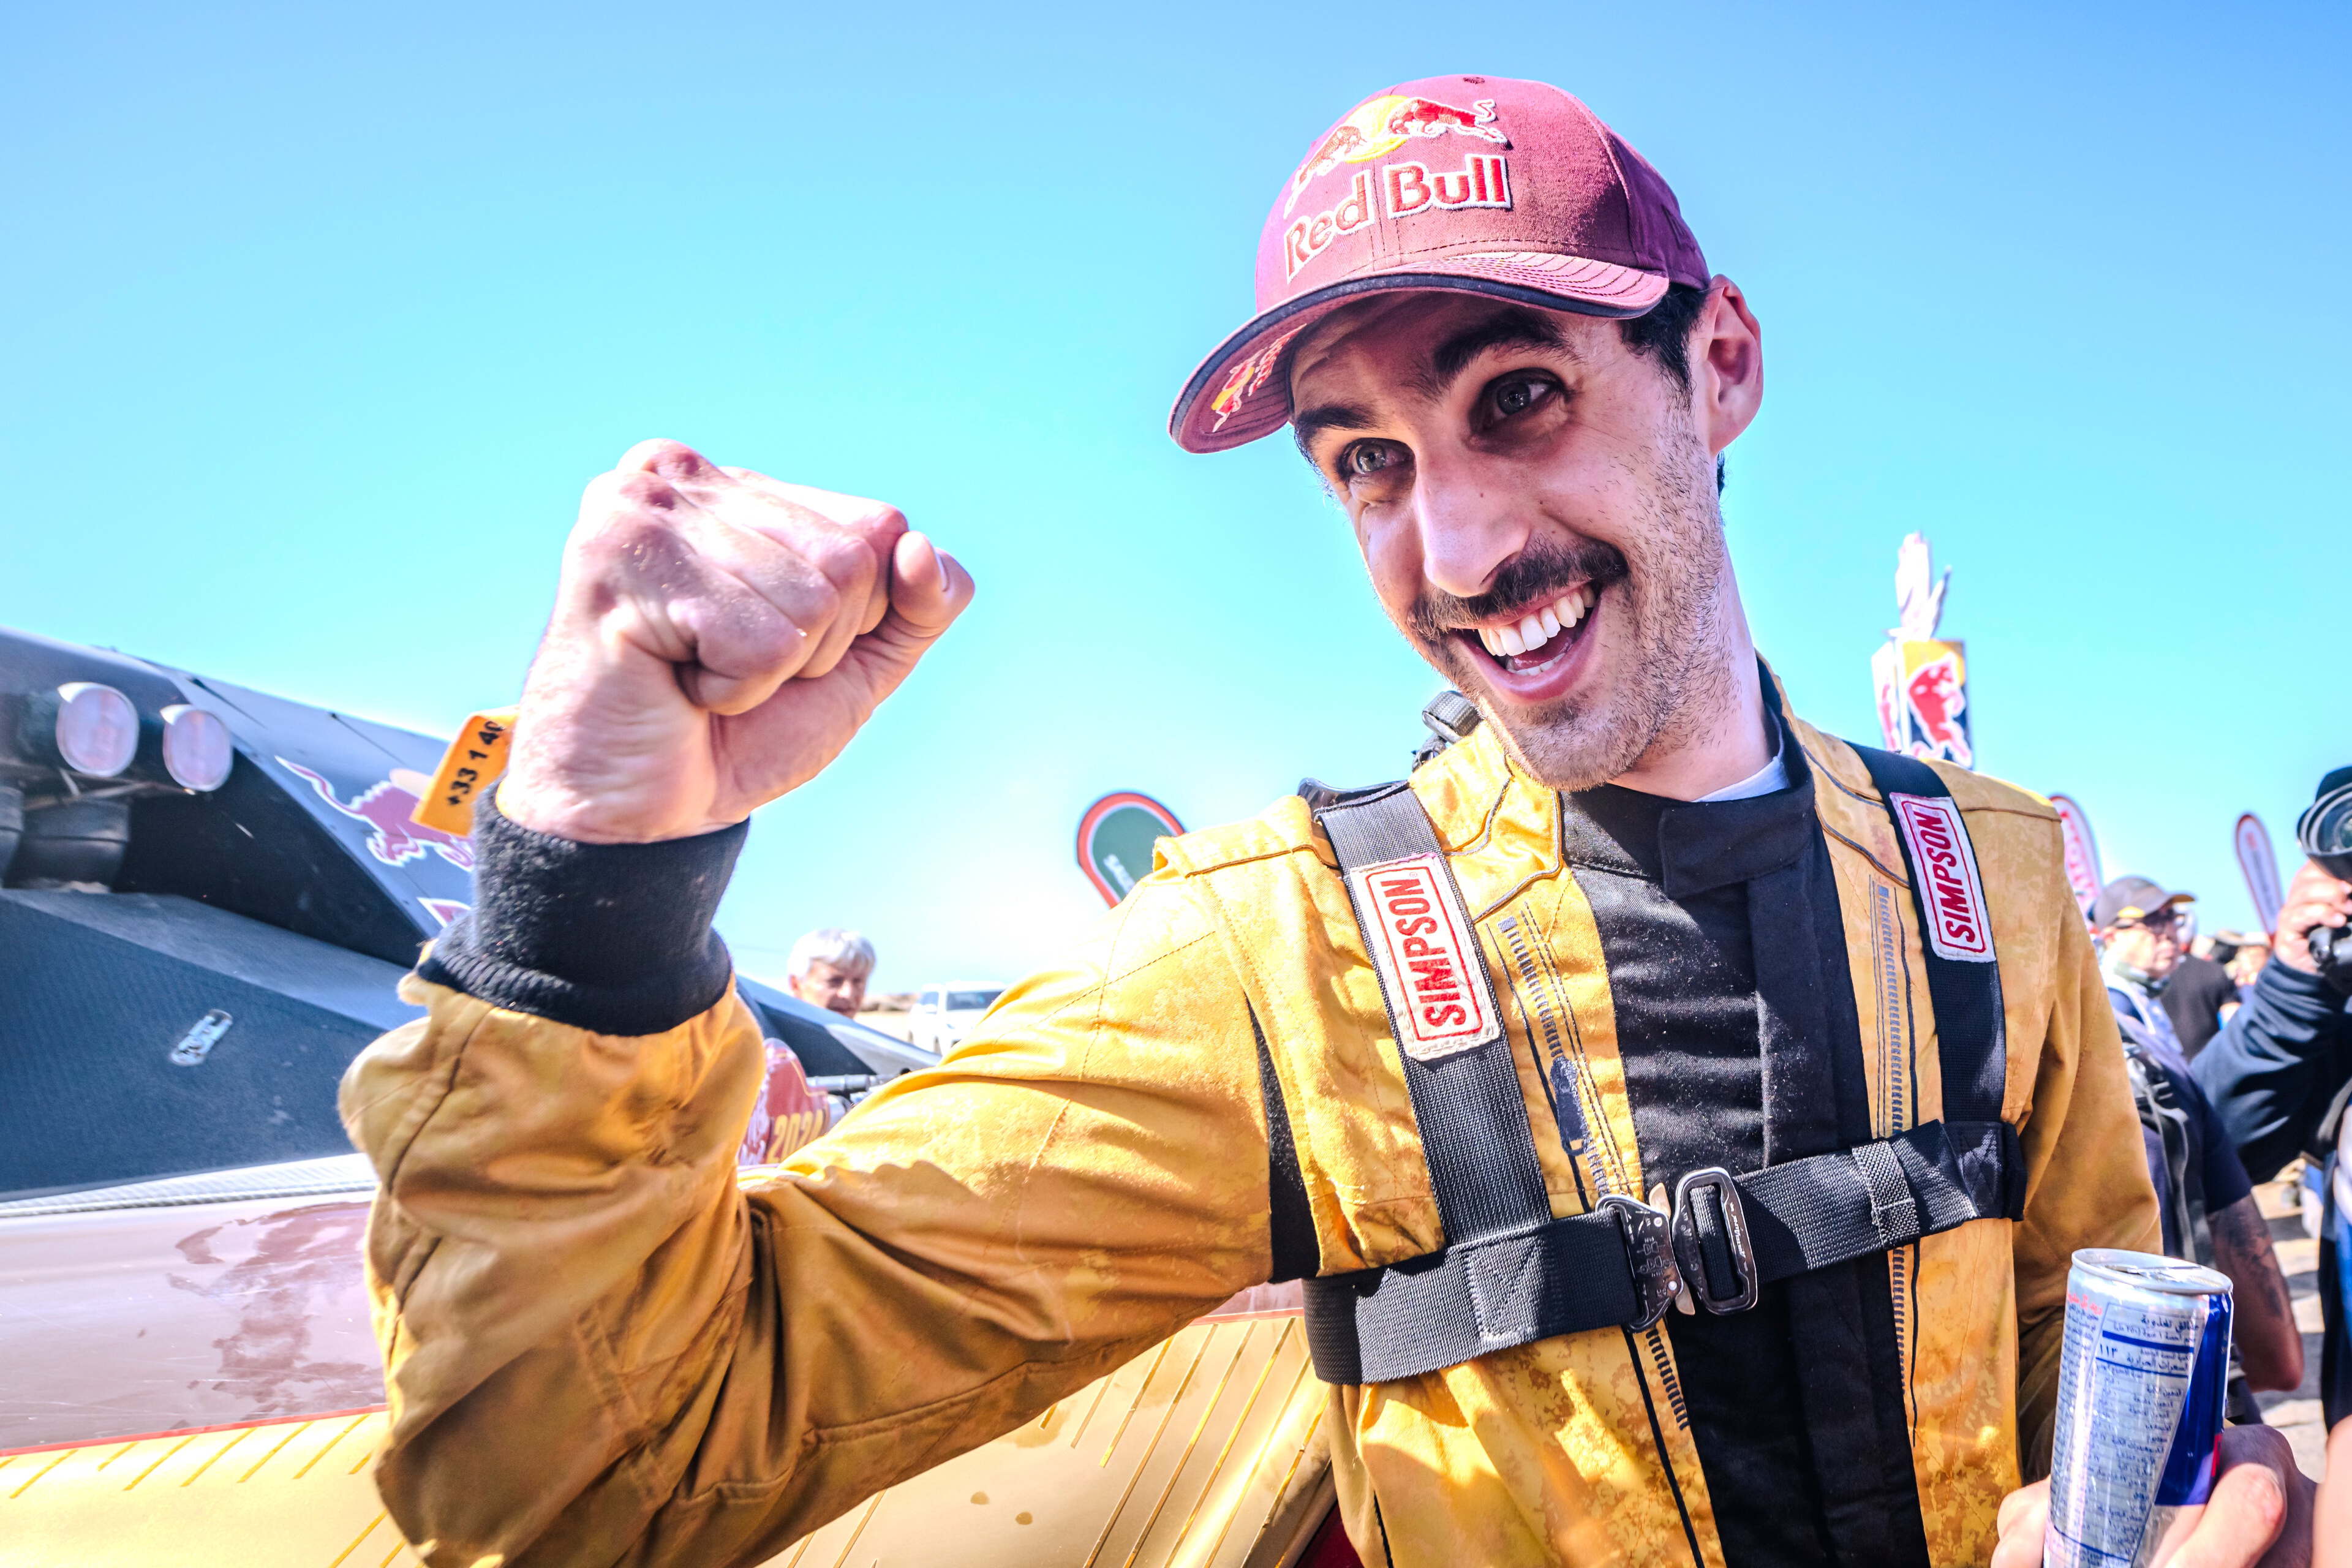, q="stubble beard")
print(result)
[1406,423,1734,793]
